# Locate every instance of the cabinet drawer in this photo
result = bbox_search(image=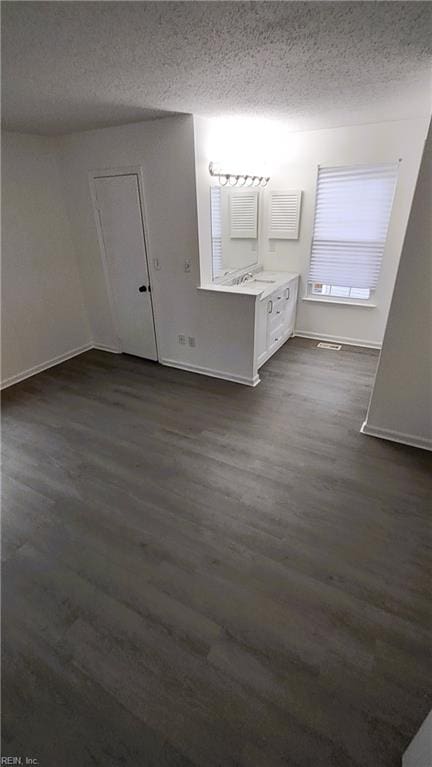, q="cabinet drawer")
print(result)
[269,329,284,349]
